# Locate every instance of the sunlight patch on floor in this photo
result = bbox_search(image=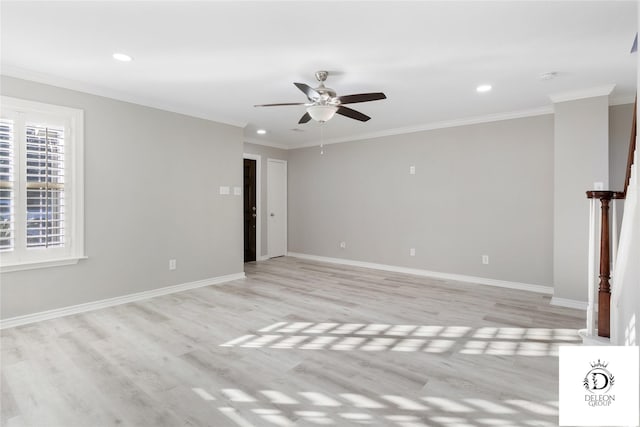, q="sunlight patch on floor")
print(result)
[220,322,580,356]
[197,387,559,427]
